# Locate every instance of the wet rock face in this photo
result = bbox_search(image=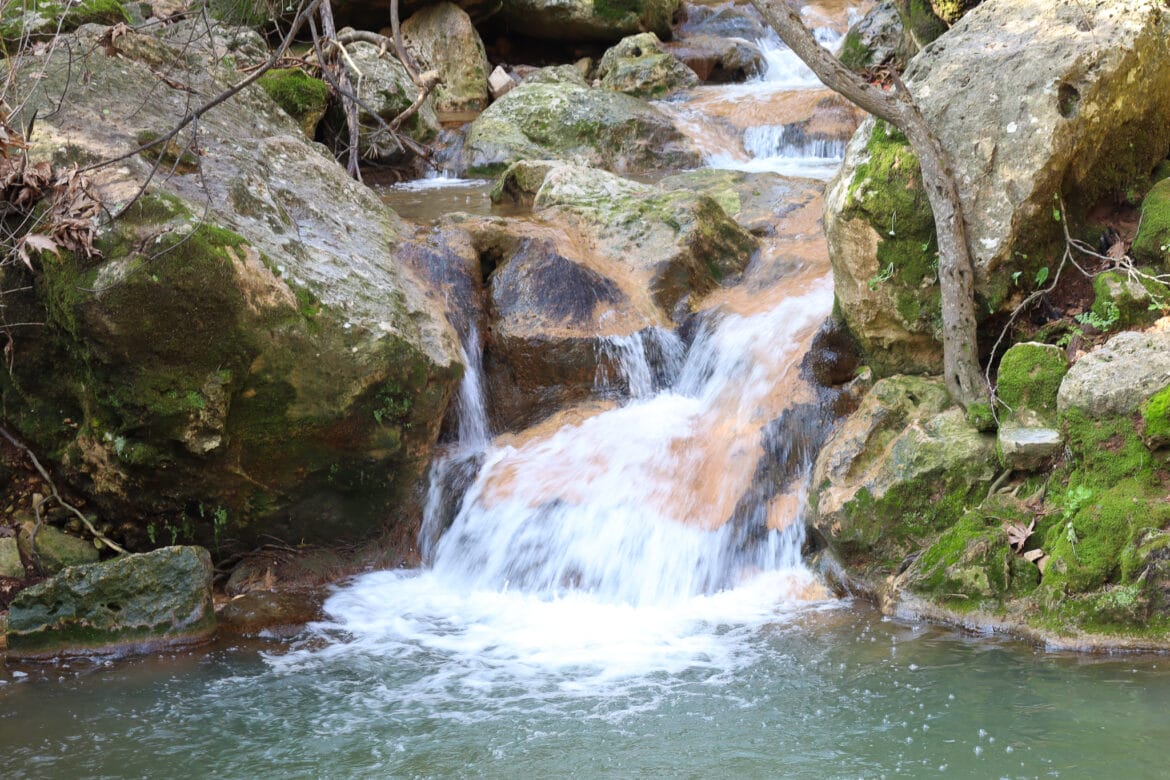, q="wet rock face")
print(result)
[824,0,1170,374]
[462,82,703,176]
[497,0,679,43]
[3,21,462,548]
[5,546,216,658]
